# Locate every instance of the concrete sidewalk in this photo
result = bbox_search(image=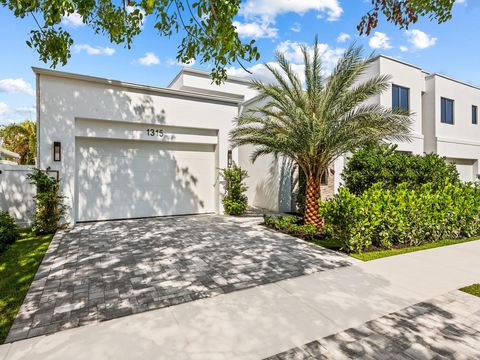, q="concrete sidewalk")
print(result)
[1,240,479,360]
